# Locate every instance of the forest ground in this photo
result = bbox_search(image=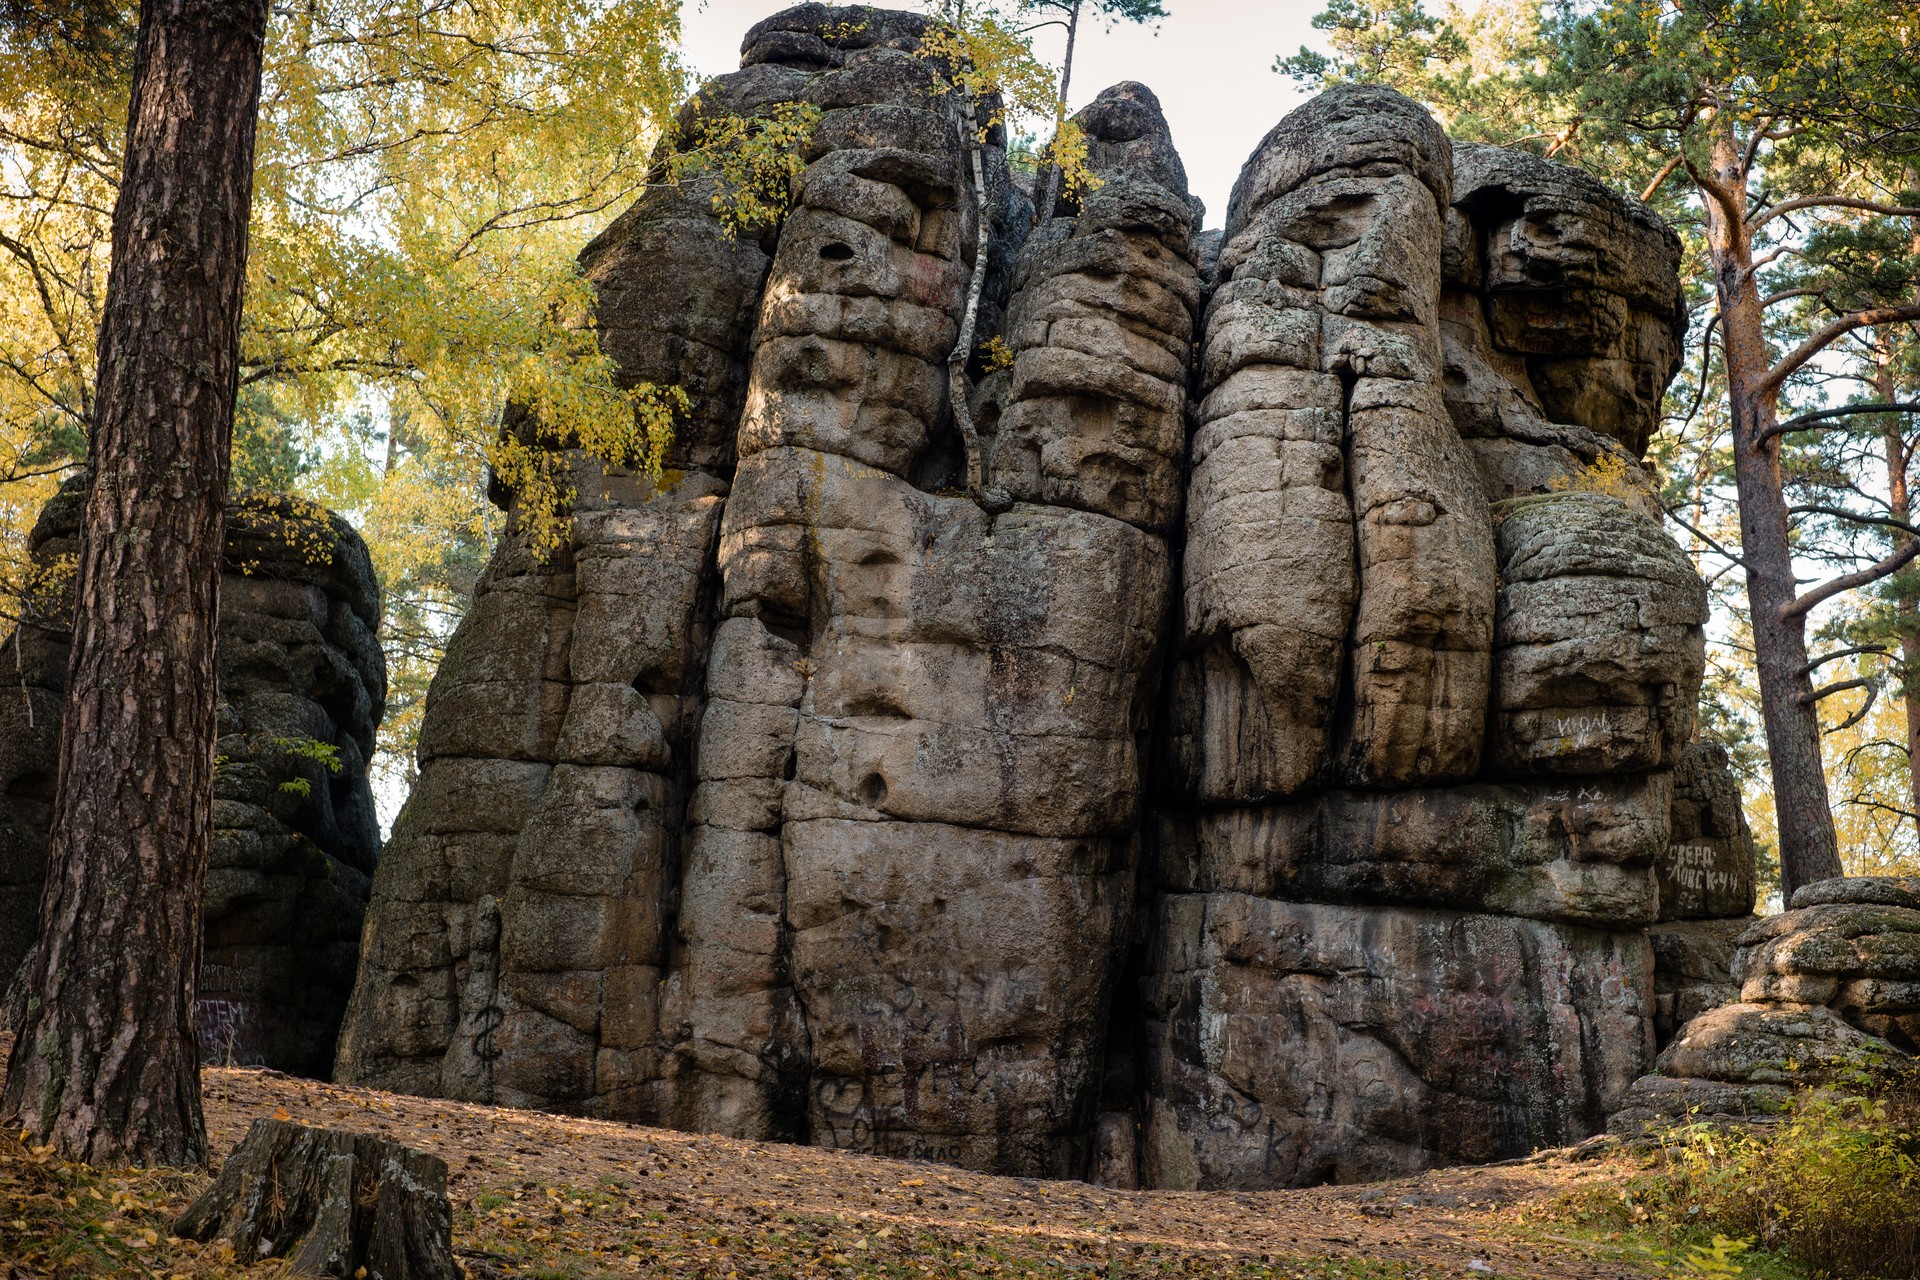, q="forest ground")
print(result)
[0,1036,1735,1280]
